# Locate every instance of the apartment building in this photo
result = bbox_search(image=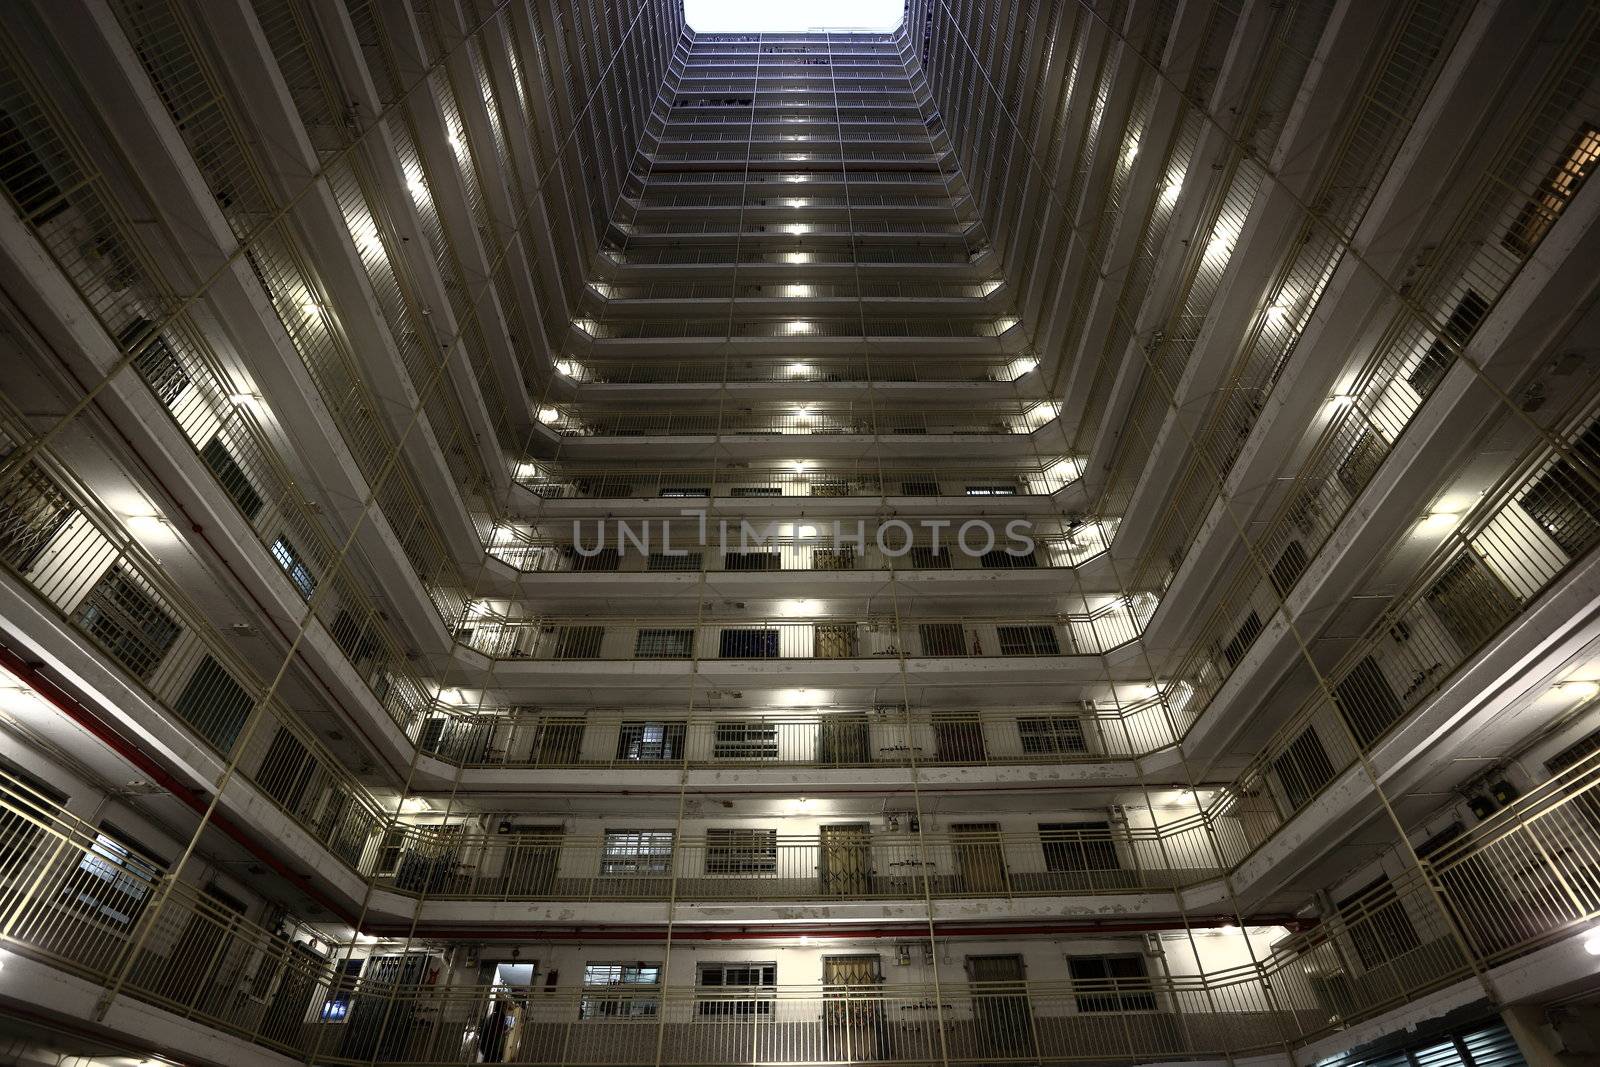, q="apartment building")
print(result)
[0,1,1596,1065]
